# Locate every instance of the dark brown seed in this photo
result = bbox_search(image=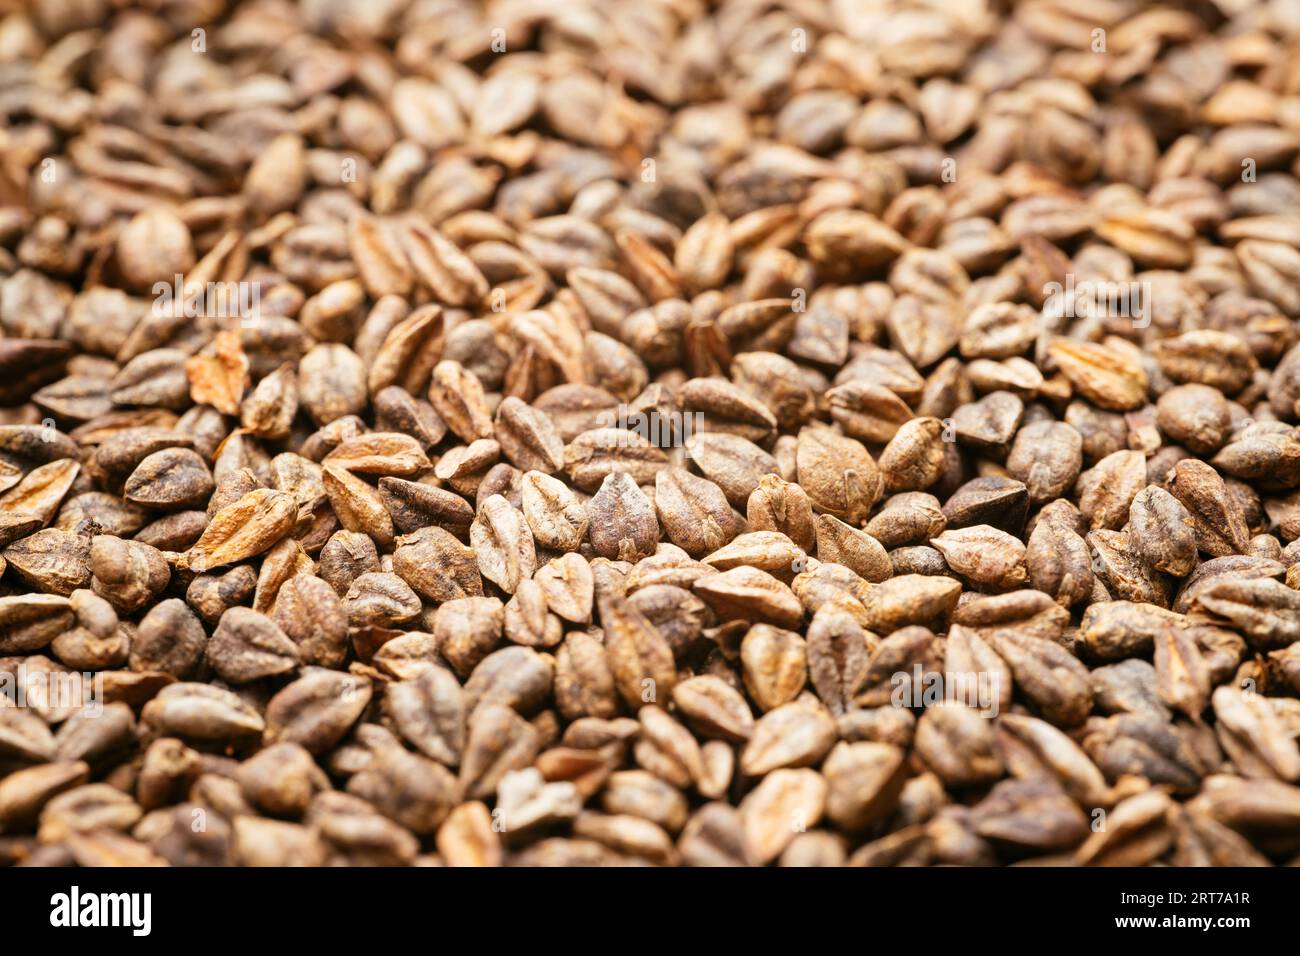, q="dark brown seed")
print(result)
[942,477,1029,536]
[378,476,474,538]
[654,469,739,559]
[265,670,372,754]
[206,607,301,685]
[588,472,659,562]
[393,526,483,602]
[600,592,677,710]
[806,599,876,715]
[130,598,207,678]
[1165,459,1250,557]
[384,665,466,766]
[1007,421,1083,506]
[1129,486,1198,577]
[272,576,349,669]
